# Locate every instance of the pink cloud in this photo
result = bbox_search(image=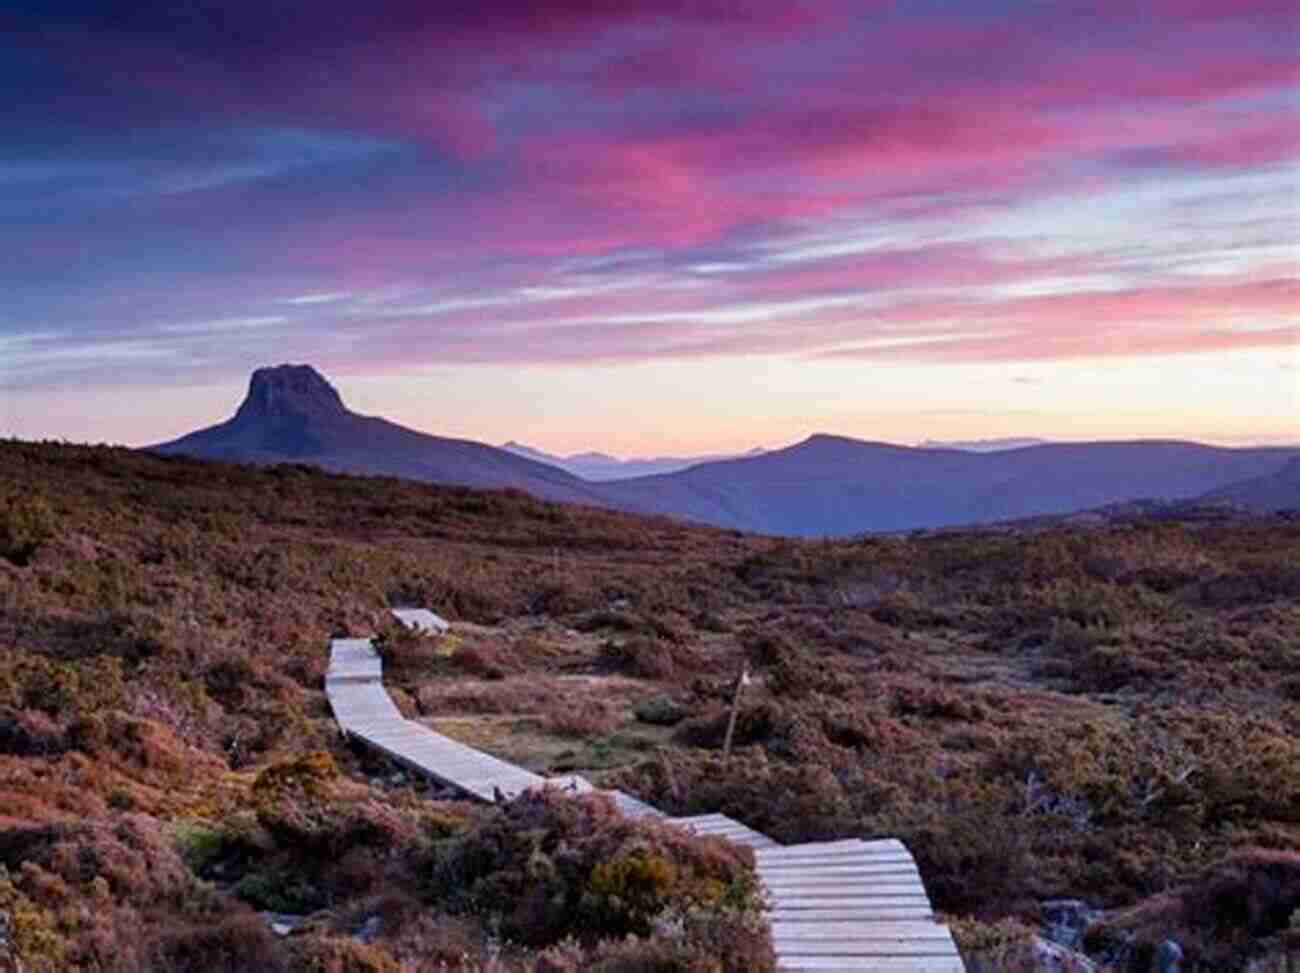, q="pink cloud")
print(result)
[9,0,1299,403]
[315,266,1299,371]
[821,278,1300,362]
[1122,117,1300,170]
